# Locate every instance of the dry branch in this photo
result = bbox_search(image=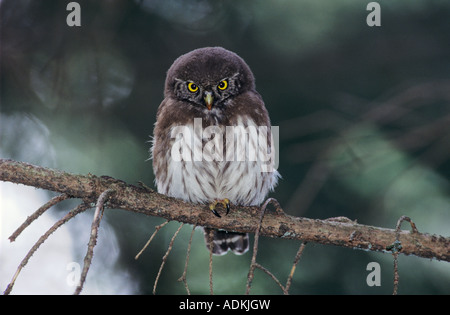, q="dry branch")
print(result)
[1,158,449,264]
[153,223,184,295]
[74,188,114,295]
[3,202,91,294]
